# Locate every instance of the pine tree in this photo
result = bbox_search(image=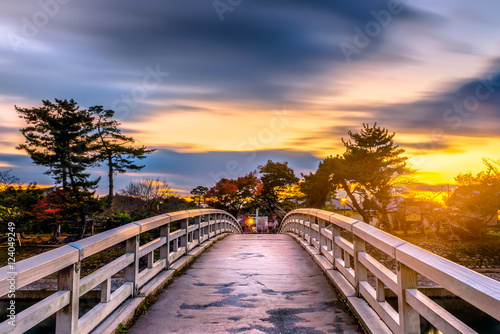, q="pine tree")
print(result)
[322,123,414,231]
[16,99,101,238]
[90,106,155,208]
